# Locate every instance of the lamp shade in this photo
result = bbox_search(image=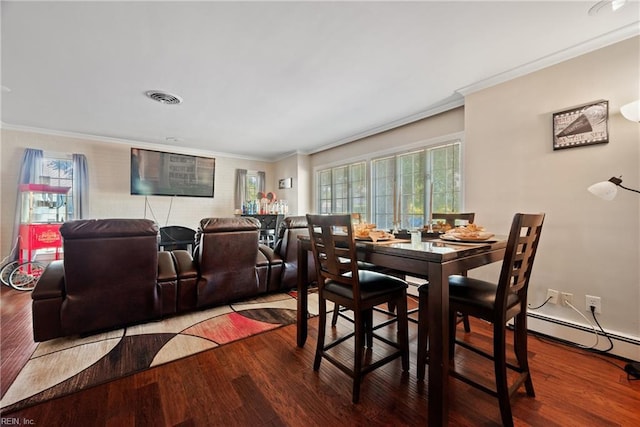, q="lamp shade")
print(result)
[620,100,640,122]
[588,180,618,200]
